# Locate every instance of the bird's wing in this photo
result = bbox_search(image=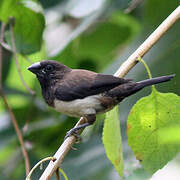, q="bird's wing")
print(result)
[55,70,131,101]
